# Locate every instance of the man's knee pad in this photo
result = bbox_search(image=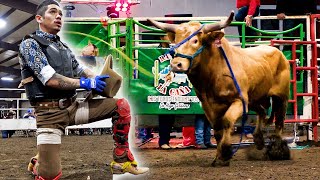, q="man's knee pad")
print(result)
[112,98,134,162]
[115,98,131,117]
[36,128,63,145]
[75,101,89,125]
